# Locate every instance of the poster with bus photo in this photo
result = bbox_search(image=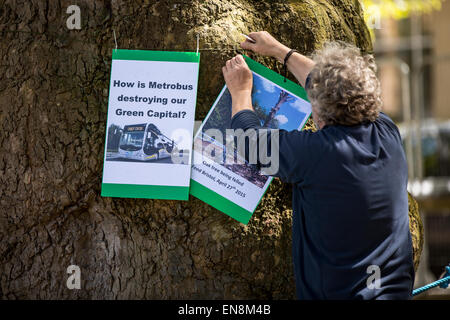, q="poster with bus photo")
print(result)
[101,49,200,200]
[190,56,311,224]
